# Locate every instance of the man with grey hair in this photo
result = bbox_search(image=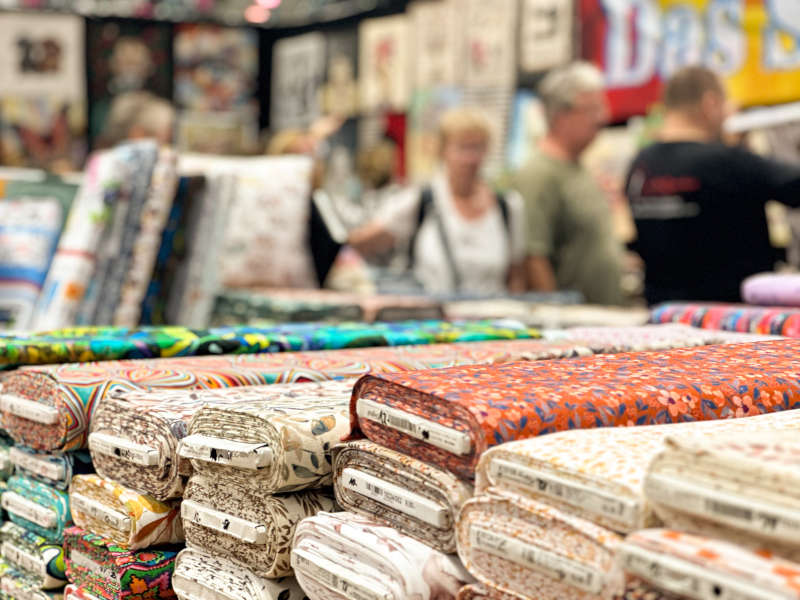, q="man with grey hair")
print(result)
[514,61,624,305]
